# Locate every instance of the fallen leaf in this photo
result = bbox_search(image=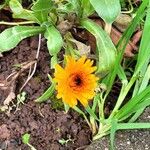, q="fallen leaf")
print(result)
[4,90,15,105]
[70,39,91,55]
